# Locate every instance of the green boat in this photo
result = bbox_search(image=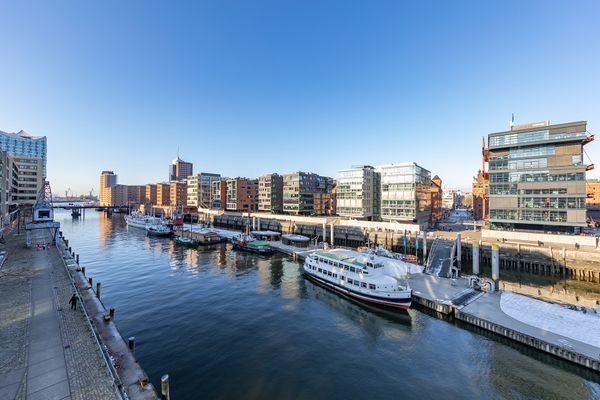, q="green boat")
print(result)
[175,236,198,247]
[231,234,274,255]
